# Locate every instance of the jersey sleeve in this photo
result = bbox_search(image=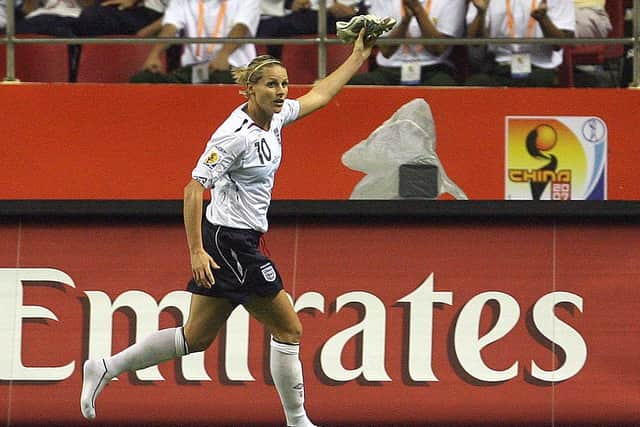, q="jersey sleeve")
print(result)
[191,133,247,189]
[280,99,301,126]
